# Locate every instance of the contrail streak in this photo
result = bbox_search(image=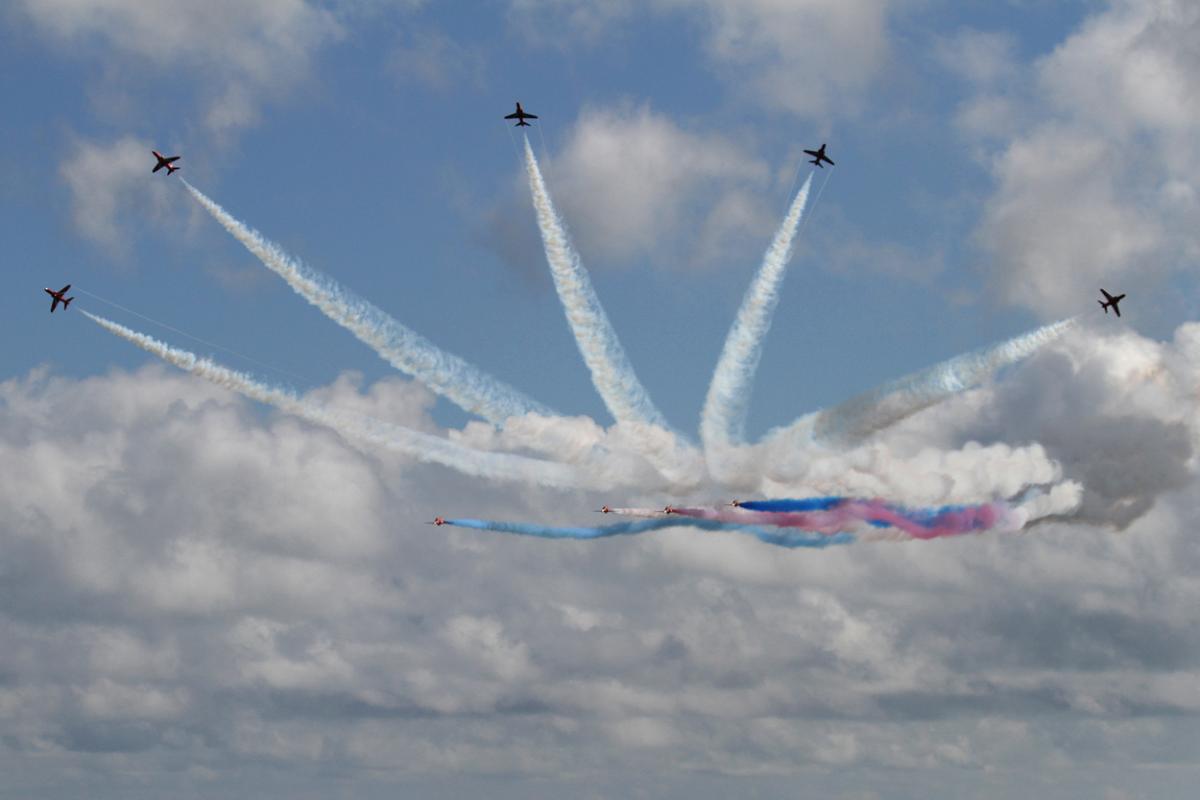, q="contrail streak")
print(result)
[522,138,668,431]
[701,174,813,459]
[441,516,854,549]
[182,179,550,425]
[768,318,1078,447]
[83,312,593,489]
